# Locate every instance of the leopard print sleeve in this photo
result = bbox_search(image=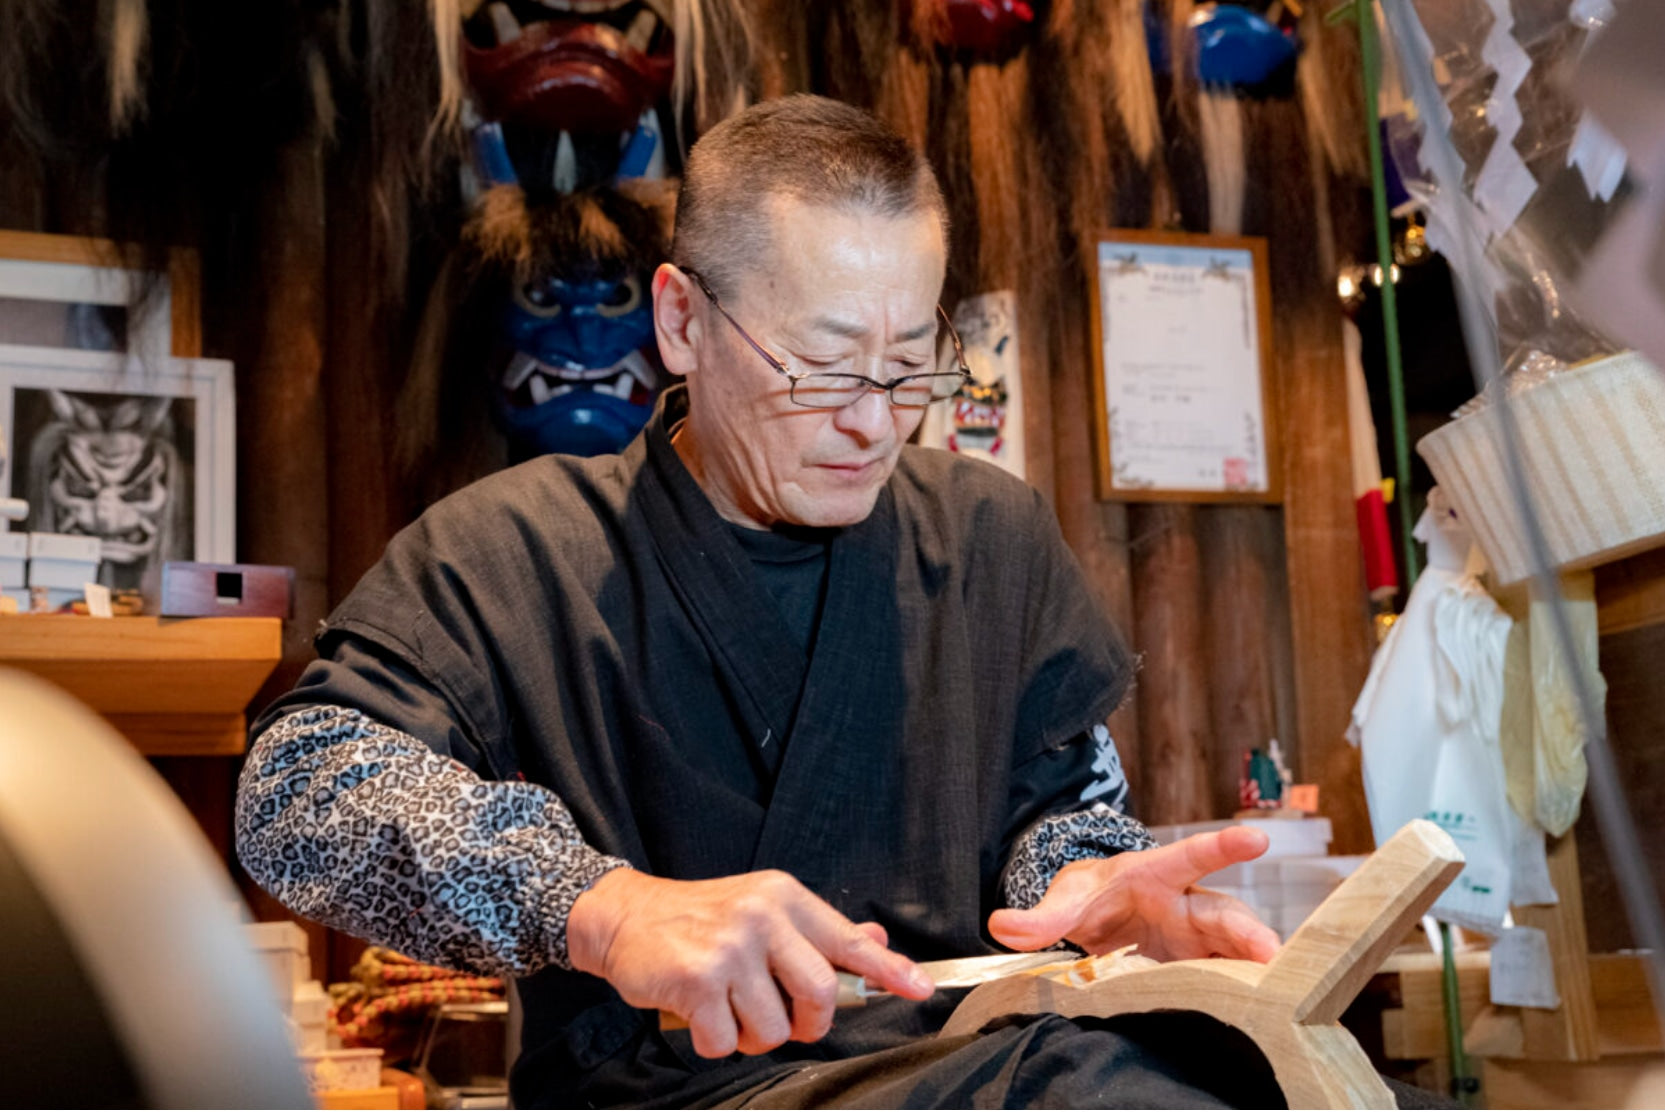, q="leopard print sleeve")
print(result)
[999,801,1158,911]
[235,705,629,977]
